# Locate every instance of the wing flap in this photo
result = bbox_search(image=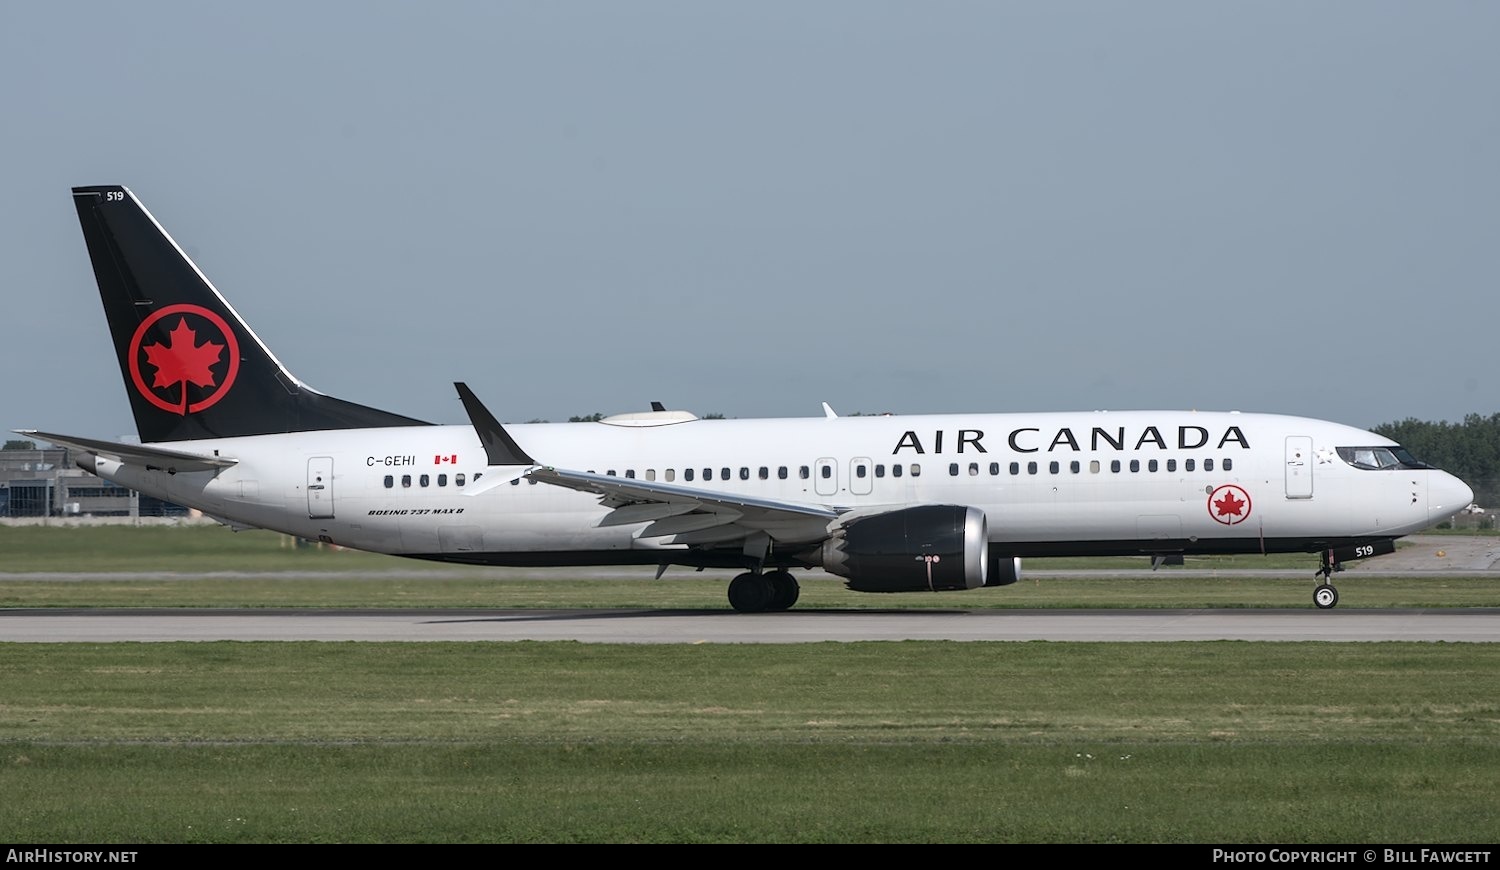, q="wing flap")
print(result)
[600,502,702,527]
[661,524,756,545]
[639,512,743,537]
